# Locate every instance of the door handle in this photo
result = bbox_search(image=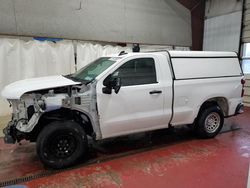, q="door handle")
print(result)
[149,90,162,94]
